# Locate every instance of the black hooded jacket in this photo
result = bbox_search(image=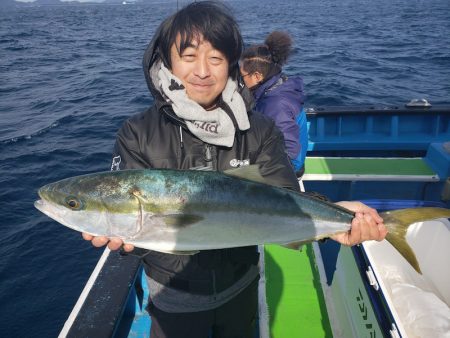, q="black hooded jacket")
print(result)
[111,33,300,295]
